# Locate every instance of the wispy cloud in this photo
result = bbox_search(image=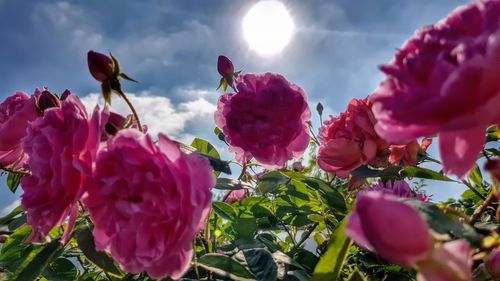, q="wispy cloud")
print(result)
[80,90,216,143]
